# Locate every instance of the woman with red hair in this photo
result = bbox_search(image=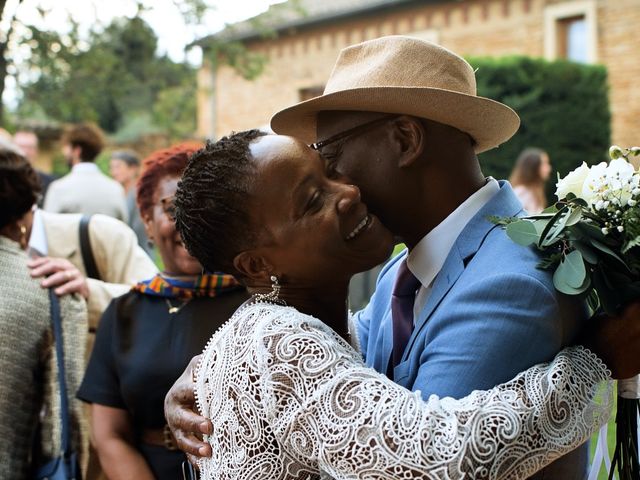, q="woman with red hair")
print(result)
[77,143,248,479]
